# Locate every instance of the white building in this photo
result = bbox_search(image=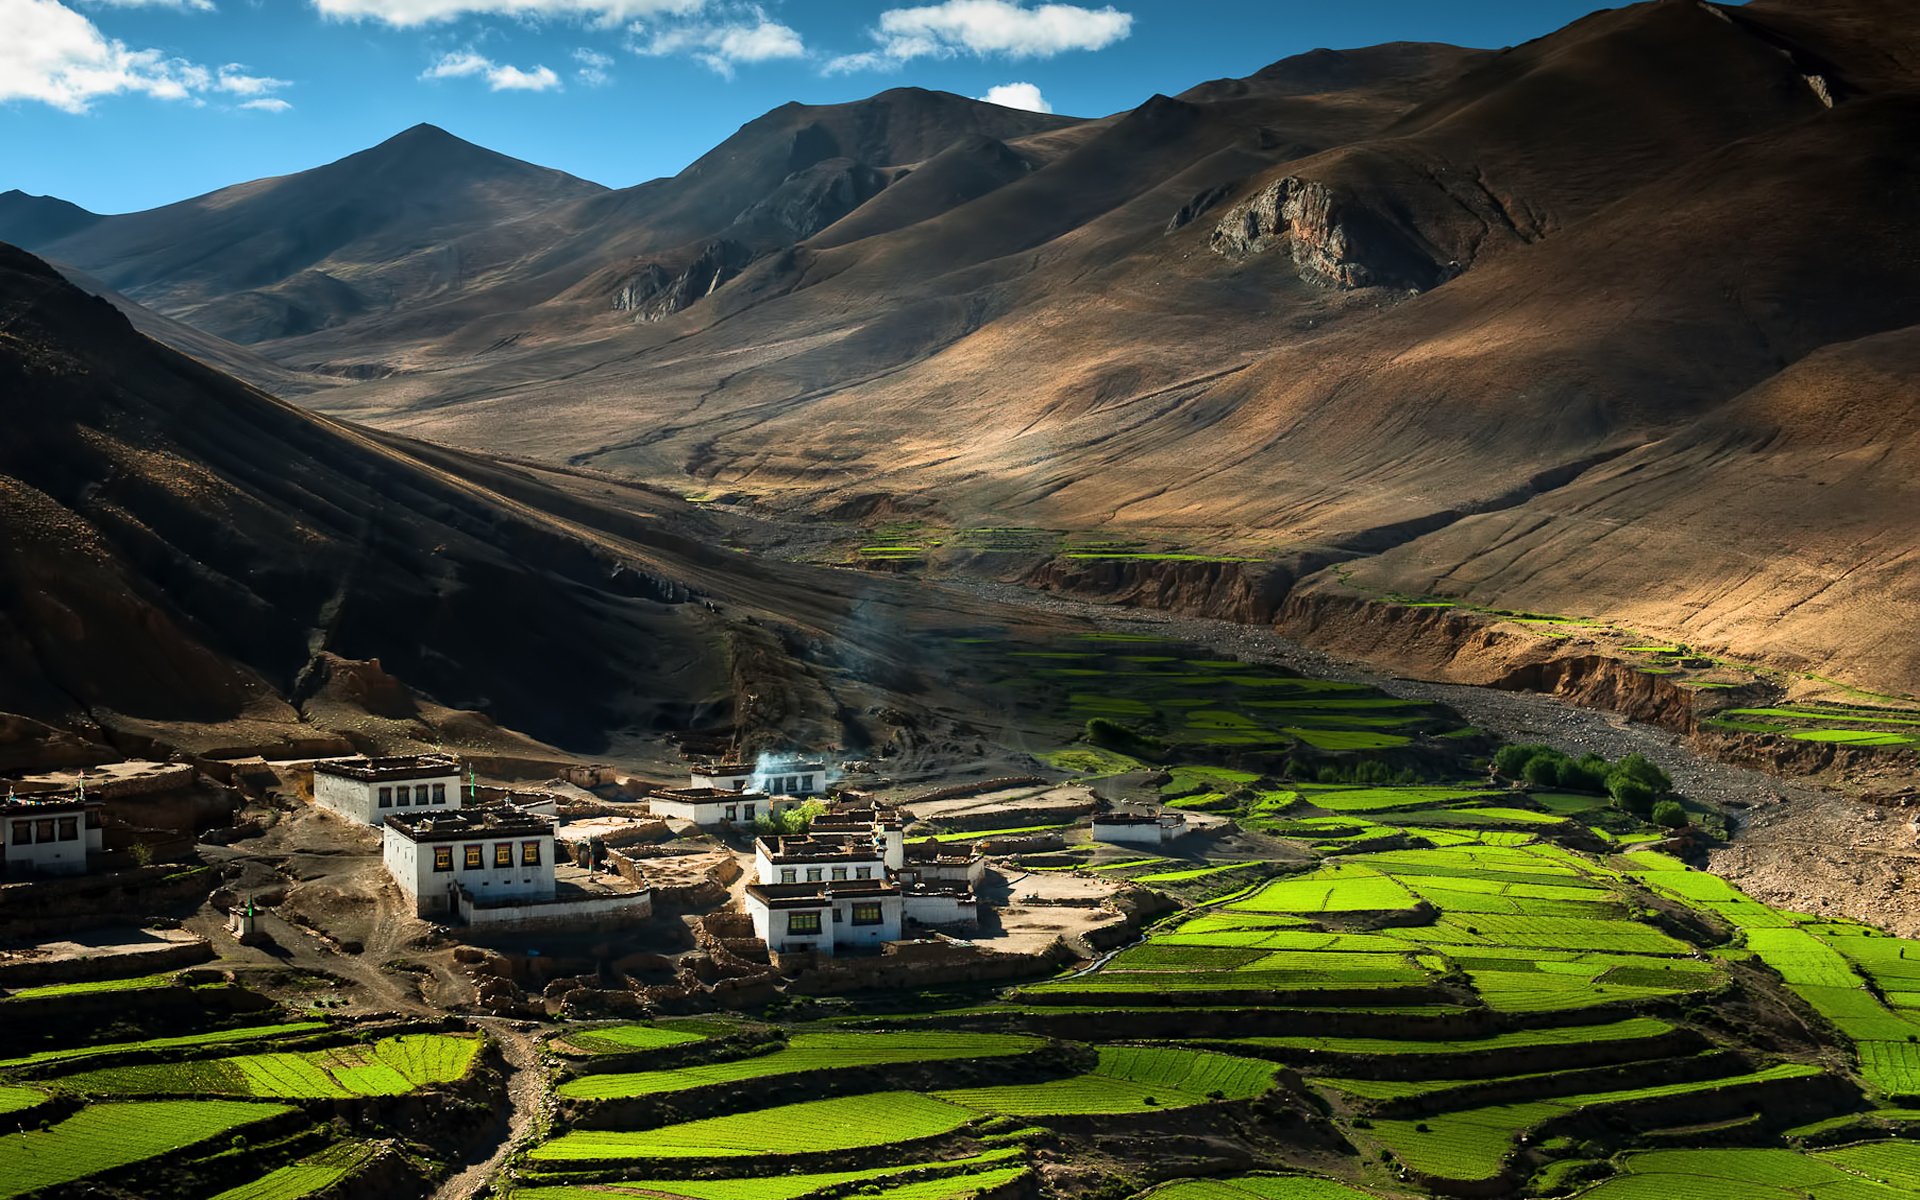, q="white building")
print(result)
[646,786,805,828]
[1092,810,1188,847]
[755,833,888,886]
[383,808,555,918]
[812,806,906,870]
[2,795,105,876]
[745,879,903,954]
[314,755,462,827]
[691,759,828,797]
